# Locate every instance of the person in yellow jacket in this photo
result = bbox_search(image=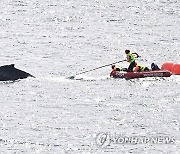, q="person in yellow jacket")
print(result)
[134,63,149,72]
[111,64,127,72]
[125,49,139,72]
